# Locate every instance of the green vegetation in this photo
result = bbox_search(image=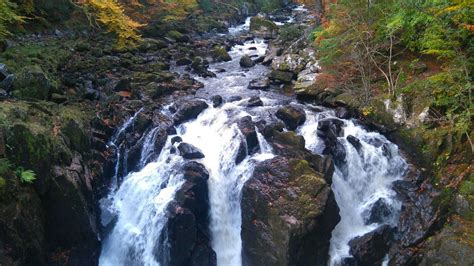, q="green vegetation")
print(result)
[313,0,473,150]
[16,167,36,184]
[0,0,24,38]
